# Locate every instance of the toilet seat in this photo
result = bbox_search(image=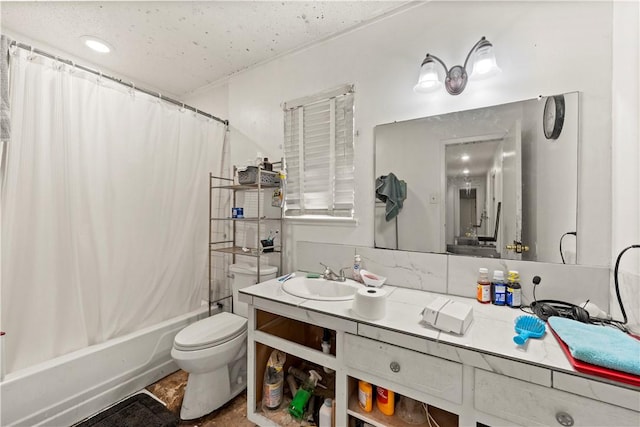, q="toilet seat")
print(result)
[174,312,247,351]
